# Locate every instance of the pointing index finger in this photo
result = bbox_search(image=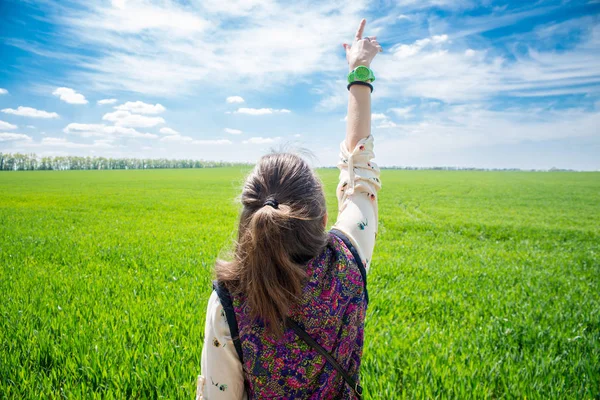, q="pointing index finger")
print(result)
[355,18,366,41]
